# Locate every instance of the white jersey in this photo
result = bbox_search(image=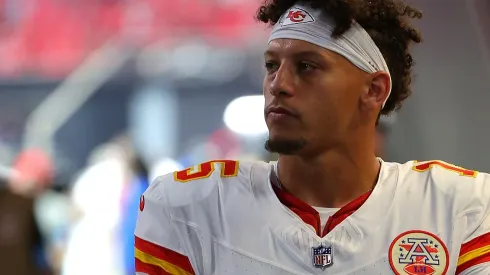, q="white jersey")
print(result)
[134,159,490,275]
